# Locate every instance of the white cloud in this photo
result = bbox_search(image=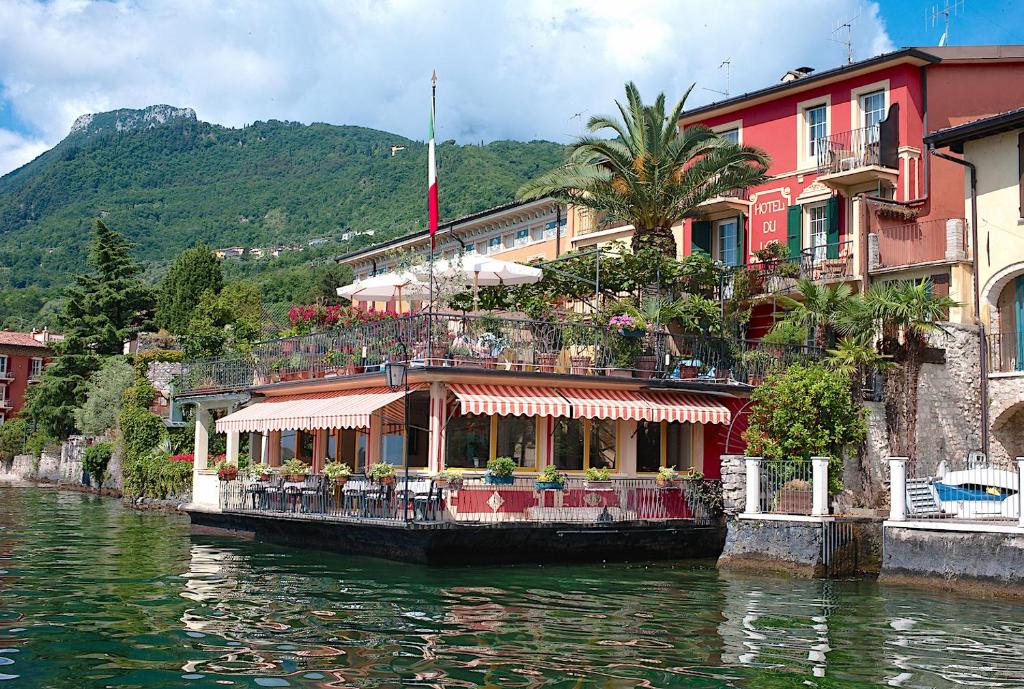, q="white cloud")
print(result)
[0,128,49,174]
[0,0,893,174]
